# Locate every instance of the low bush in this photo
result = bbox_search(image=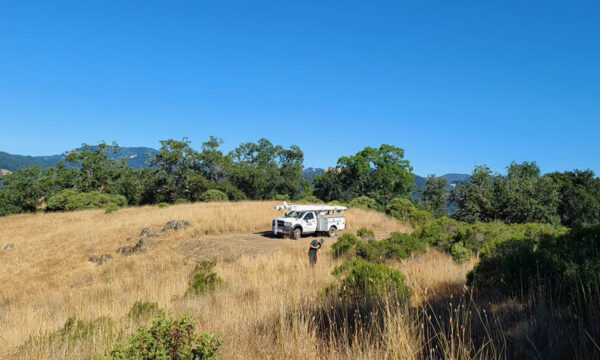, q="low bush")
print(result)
[186,261,223,296]
[103,313,222,360]
[127,301,161,322]
[104,202,119,214]
[450,242,472,264]
[199,189,228,202]
[46,190,127,212]
[273,194,290,201]
[331,259,411,302]
[331,233,360,258]
[348,196,377,210]
[375,232,427,261]
[467,225,600,309]
[157,202,169,208]
[174,198,191,204]
[295,195,324,204]
[385,197,432,225]
[356,227,375,241]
